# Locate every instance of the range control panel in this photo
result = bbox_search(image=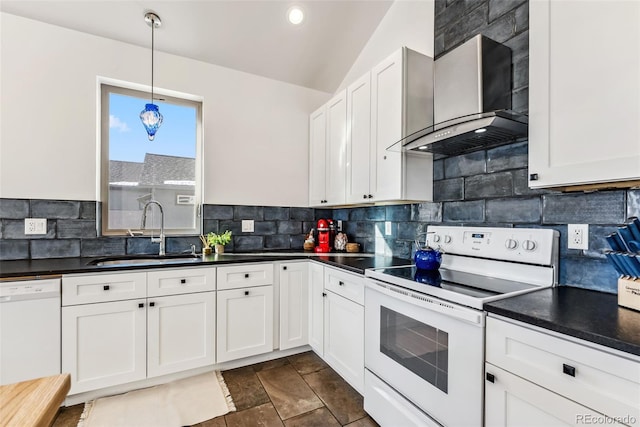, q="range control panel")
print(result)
[426,226,559,266]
